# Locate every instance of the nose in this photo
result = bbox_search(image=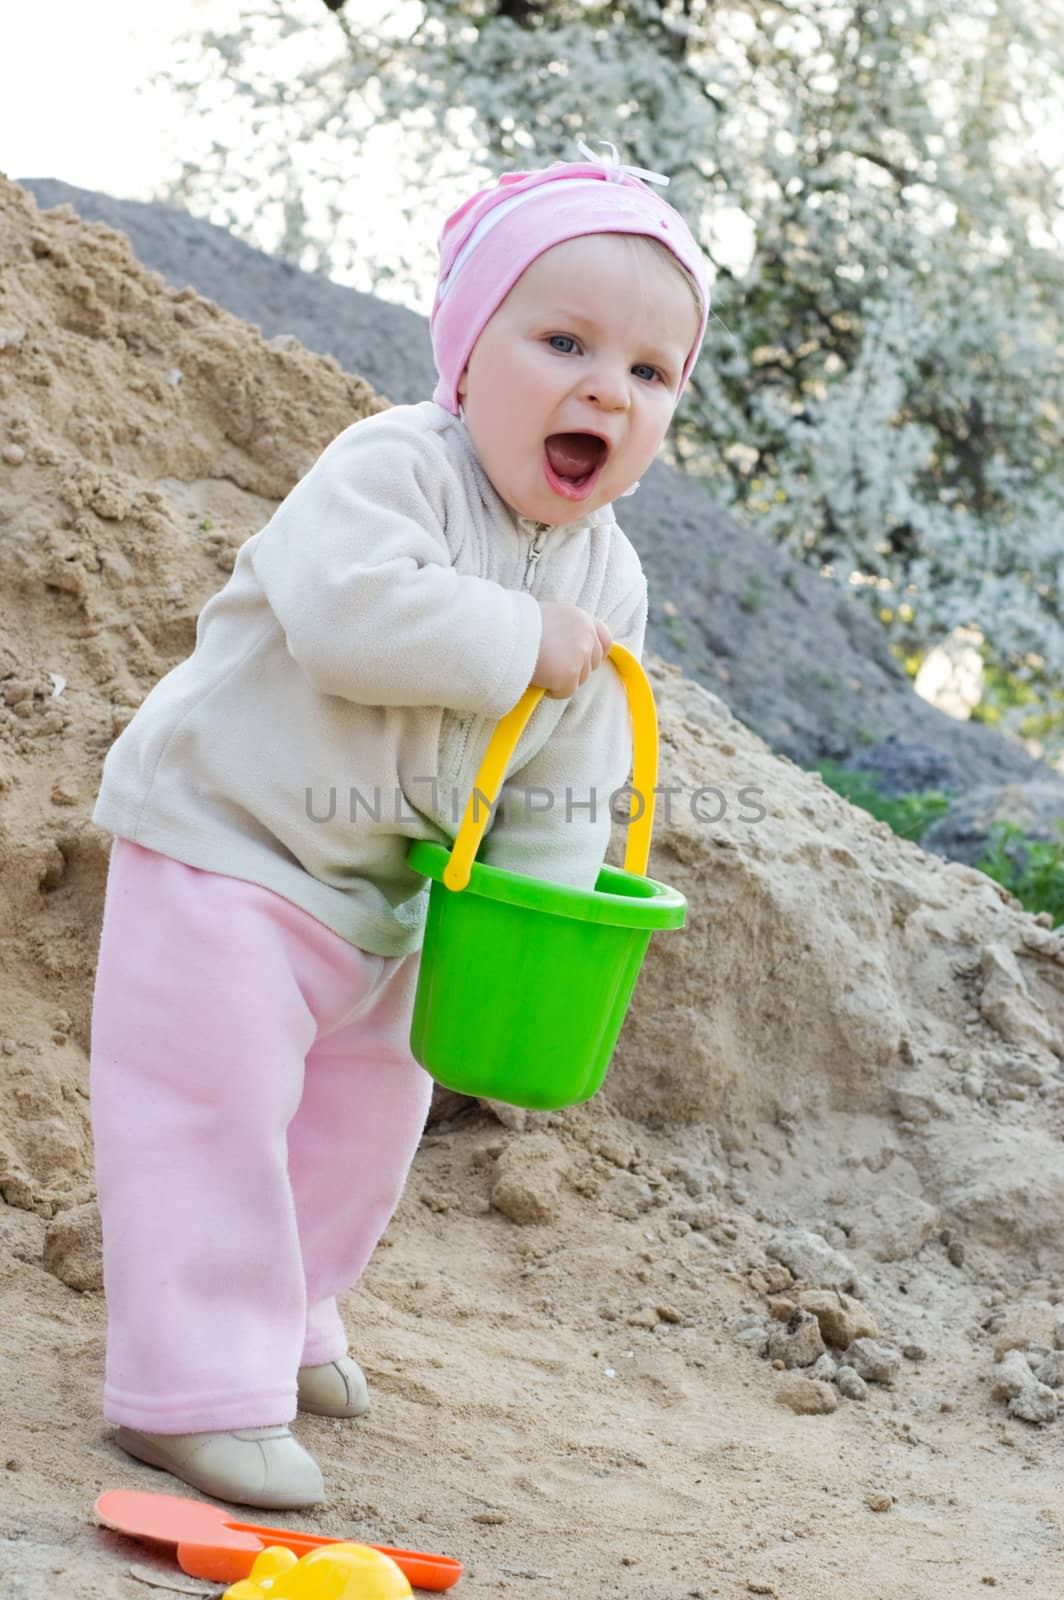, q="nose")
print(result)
[582,359,630,411]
